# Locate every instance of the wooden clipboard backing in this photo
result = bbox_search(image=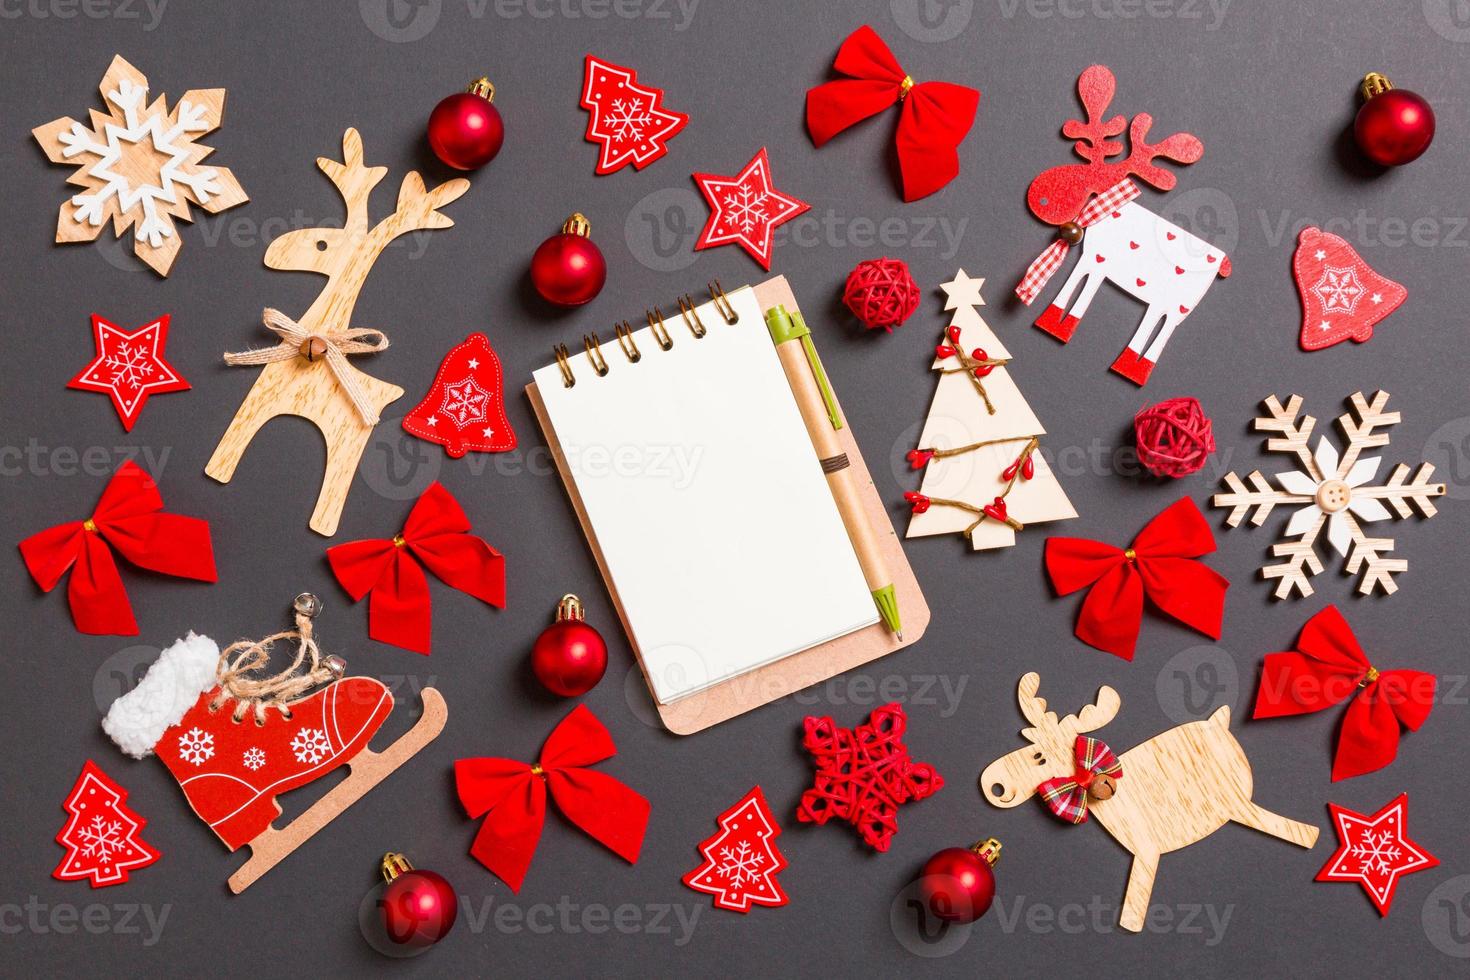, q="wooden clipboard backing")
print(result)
[525,275,930,734]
